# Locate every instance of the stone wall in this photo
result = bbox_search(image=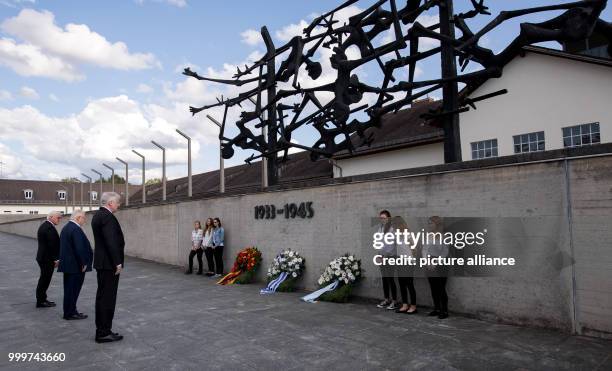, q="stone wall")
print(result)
[2,153,611,338]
